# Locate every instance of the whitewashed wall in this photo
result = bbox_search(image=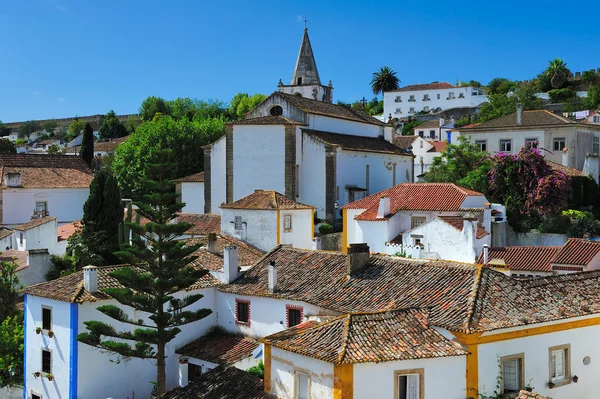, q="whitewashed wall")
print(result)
[18,219,57,252]
[221,208,277,252]
[3,188,89,225]
[180,182,204,214]
[0,233,13,250]
[299,133,326,218]
[210,135,226,214]
[18,251,52,287]
[307,115,383,138]
[279,209,313,249]
[384,86,487,118]
[270,347,334,399]
[412,138,440,174]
